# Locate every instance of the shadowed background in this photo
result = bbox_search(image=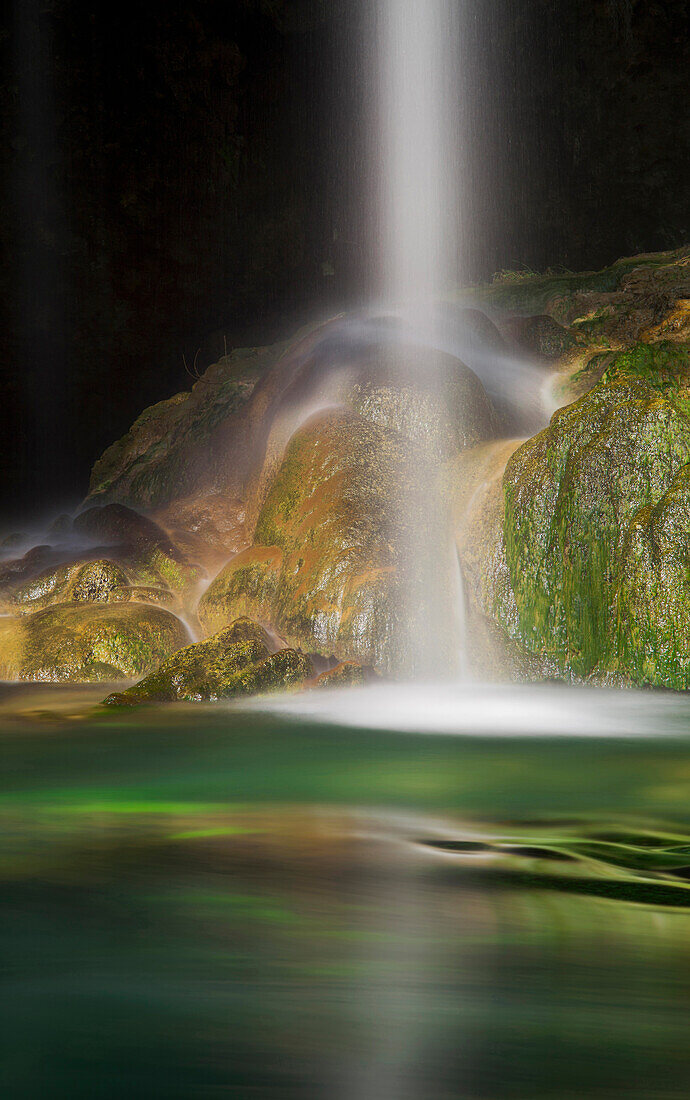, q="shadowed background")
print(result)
[1,0,689,519]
